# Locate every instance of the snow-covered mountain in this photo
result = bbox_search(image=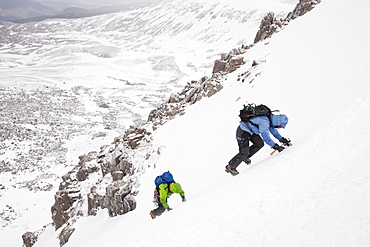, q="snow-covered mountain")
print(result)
[1,0,370,246]
[0,0,57,21]
[0,0,294,246]
[0,0,158,22]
